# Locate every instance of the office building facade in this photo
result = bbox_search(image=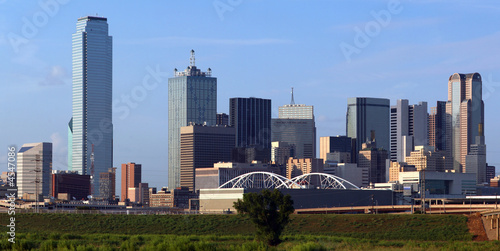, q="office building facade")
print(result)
[446,73,484,172]
[319,136,354,163]
[17,142,52,198]
[180,124,235,191]
[390,99,428,162]
[216,113,229,126]
[99,167,116,200]
[428,101,448,152]
[271,141,295,166]
[51,171,90,200]
[149,187,198,208]
[168,50,217,189]
[271,118,316,159]
[465,125,487,184]
[323,163,369,188]
[230,97,271,161]
[346,97,390,158]
[405,146,446,172]
[358,141,388,184]
[121,162,142,202]
[286,158,323,179]
[69,16,113,198]
[279,104,314,119]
